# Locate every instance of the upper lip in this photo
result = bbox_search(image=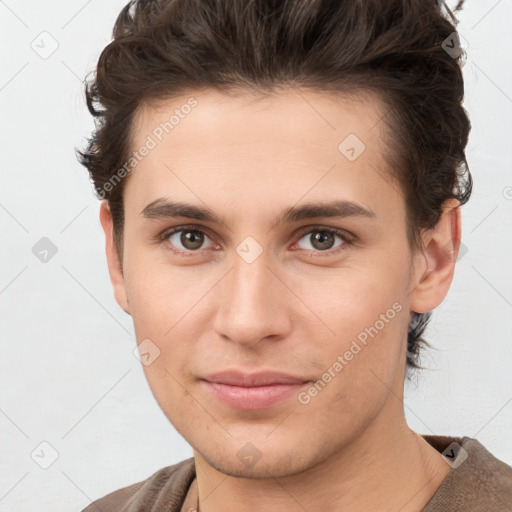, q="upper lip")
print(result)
[201,370,310,387]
